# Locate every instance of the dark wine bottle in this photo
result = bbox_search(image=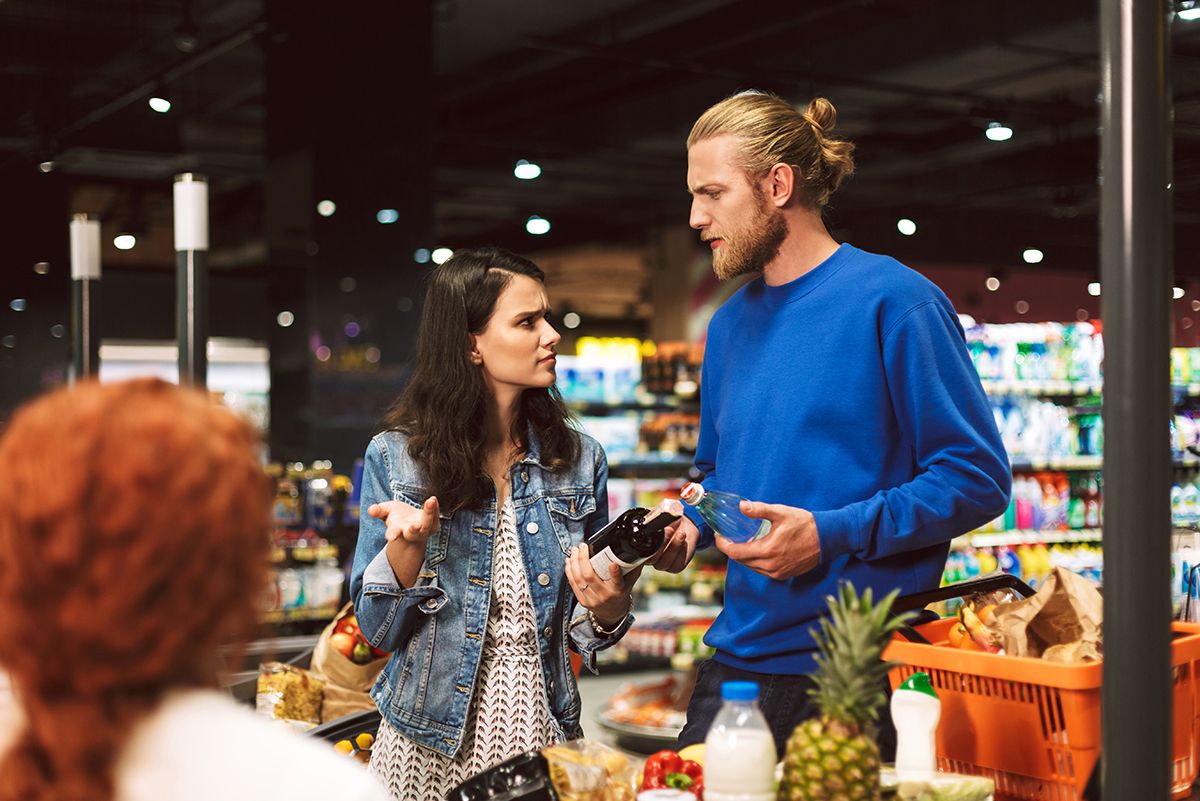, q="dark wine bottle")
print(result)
[584,506,681,578]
